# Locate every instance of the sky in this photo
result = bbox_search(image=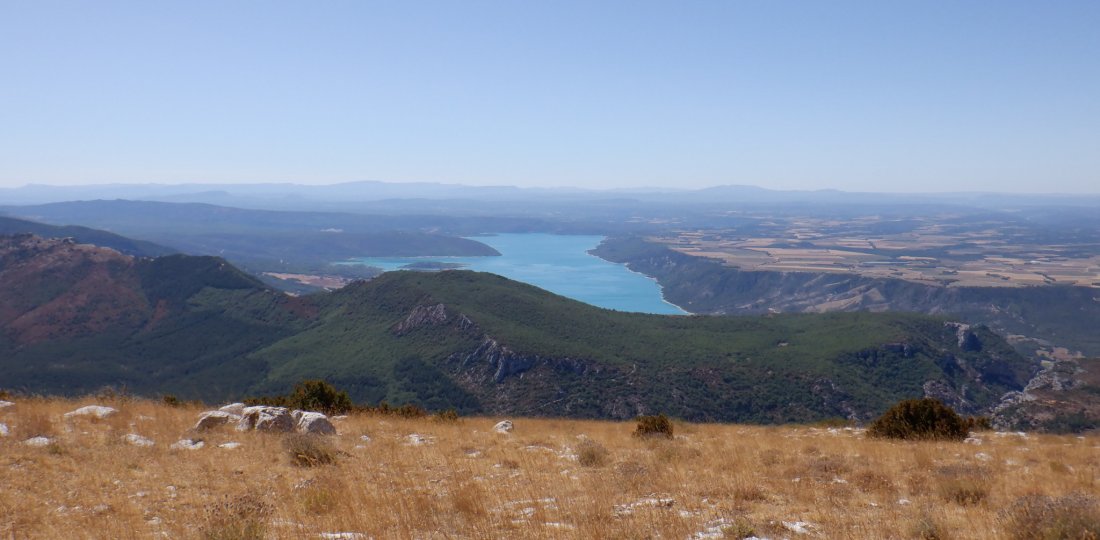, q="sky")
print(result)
[1,1,1098,193]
